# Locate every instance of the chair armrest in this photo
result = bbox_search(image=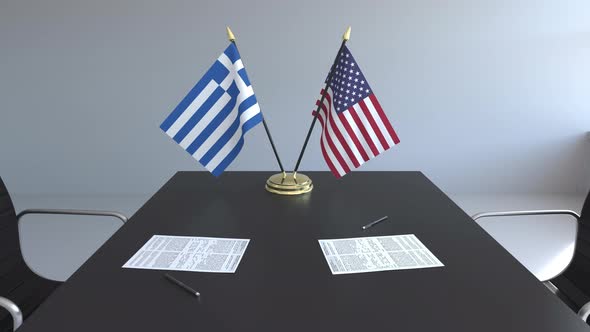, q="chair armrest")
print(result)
[579,301,590,322]
[16,209,128,224]
[471,209,580,221]
[0,296,23,331]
